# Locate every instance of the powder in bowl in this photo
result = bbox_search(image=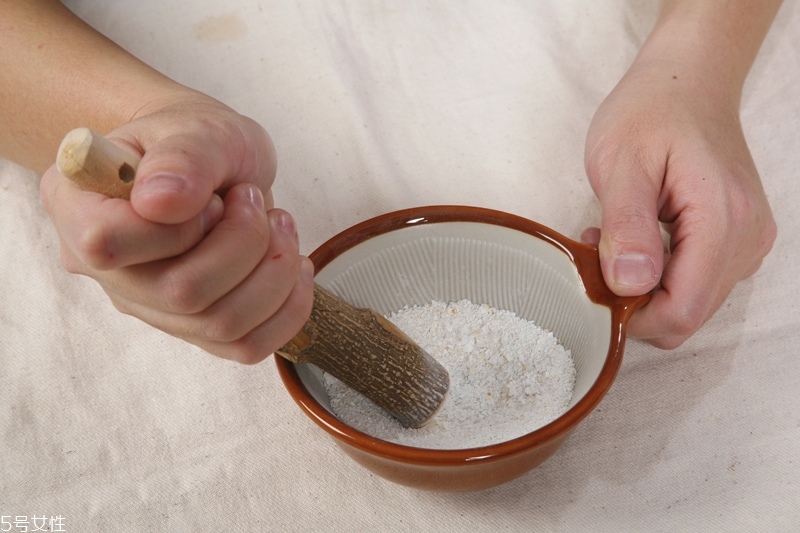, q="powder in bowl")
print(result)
[322,299,577,449]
